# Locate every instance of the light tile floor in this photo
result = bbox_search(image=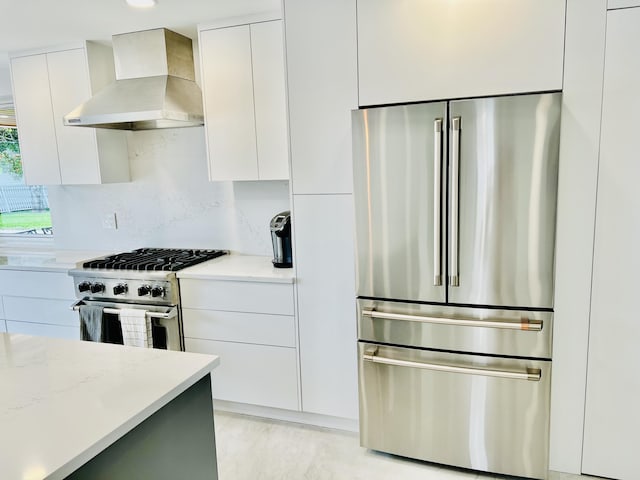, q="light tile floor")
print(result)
[213,411,606,480]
